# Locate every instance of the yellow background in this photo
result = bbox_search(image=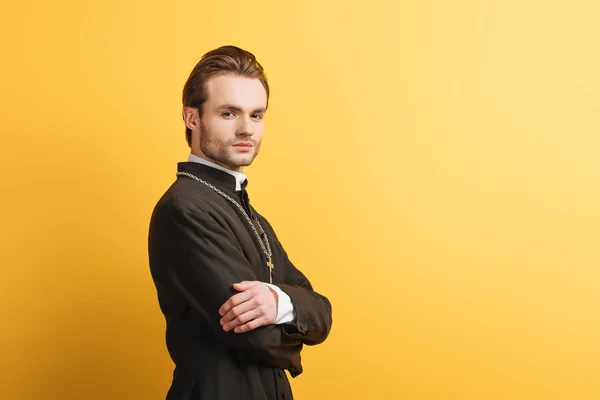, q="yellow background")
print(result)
[2,1,599,399]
